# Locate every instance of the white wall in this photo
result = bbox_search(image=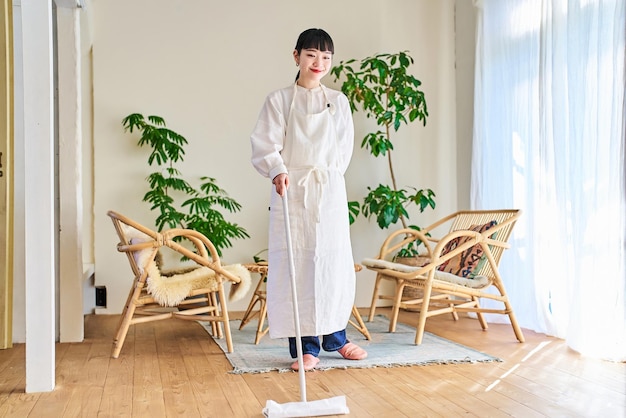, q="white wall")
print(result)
[91,0,467,313]
[455,0,477,206]
[81,1,94,266]
[11,0,25,343]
